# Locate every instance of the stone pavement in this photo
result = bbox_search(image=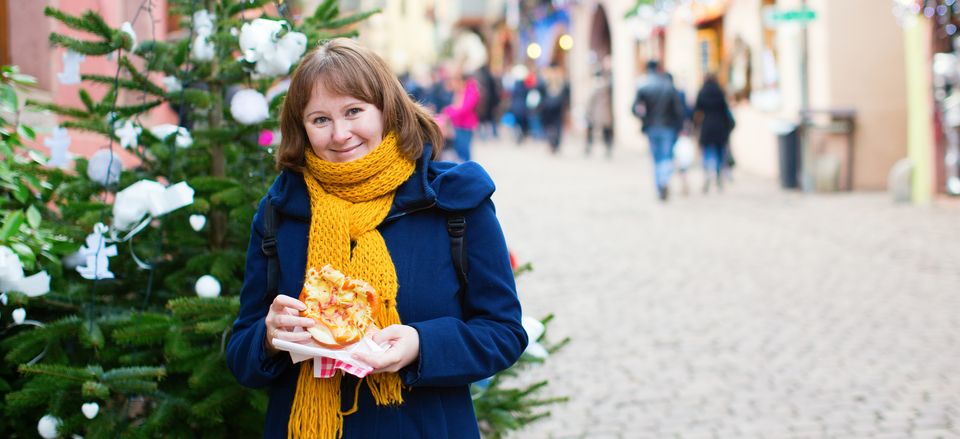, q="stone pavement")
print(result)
[468,135,960,439]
